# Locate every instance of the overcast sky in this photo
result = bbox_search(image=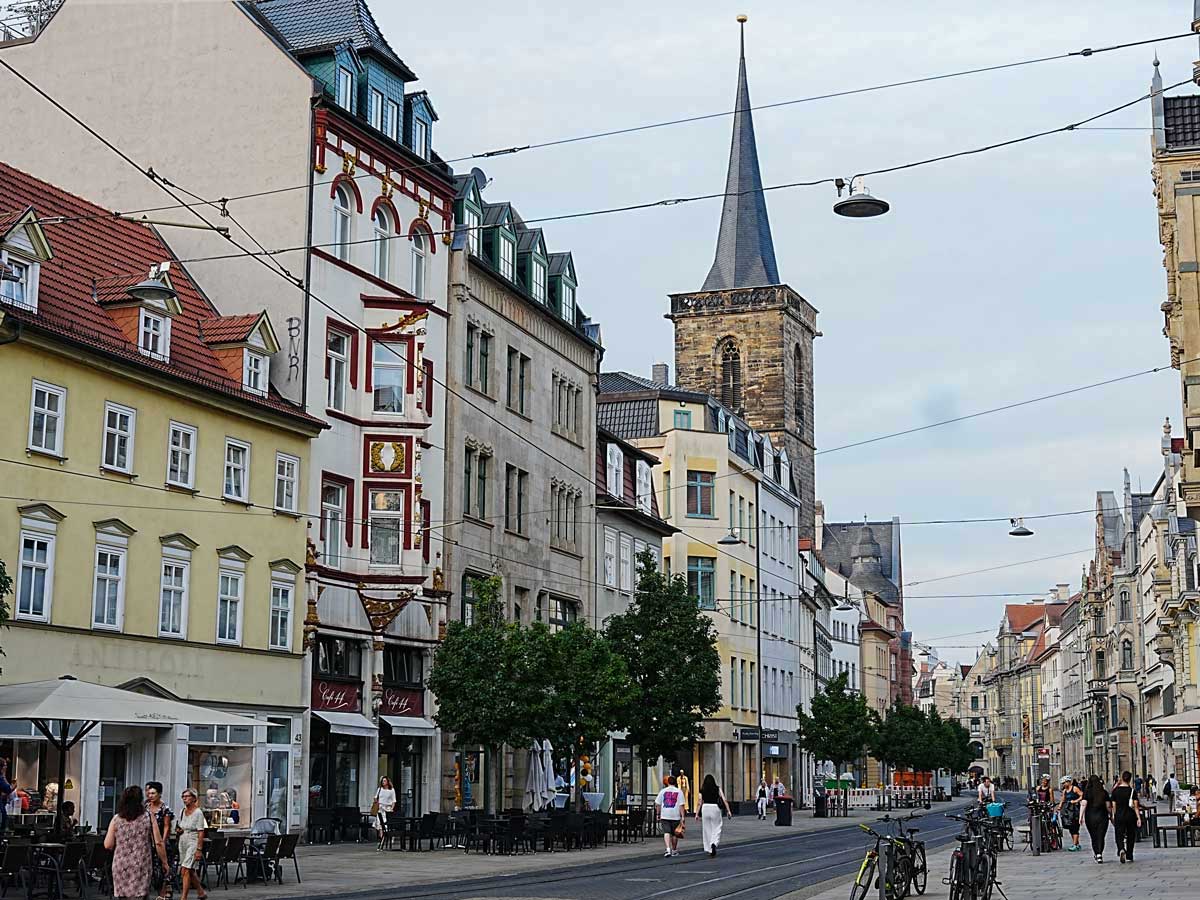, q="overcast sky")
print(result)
[385,1,1196,662]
